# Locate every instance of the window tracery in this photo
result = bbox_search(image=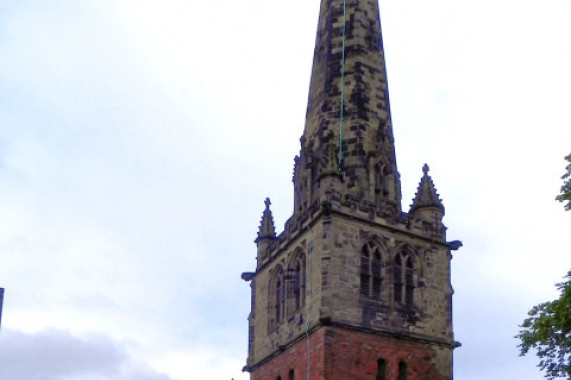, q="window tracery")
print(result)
[394,247,415,306]
[269,265,285,330]
[269,248,307,332]
[360,242,383,300]
[288,249,306,315]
